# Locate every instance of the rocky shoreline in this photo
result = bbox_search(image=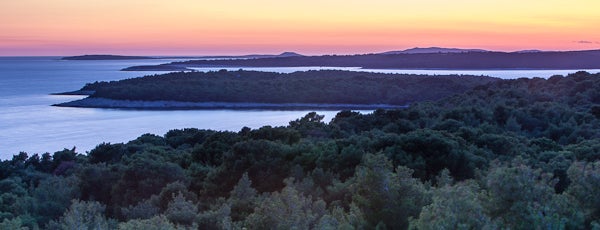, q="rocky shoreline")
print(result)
[53,97,407,110]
